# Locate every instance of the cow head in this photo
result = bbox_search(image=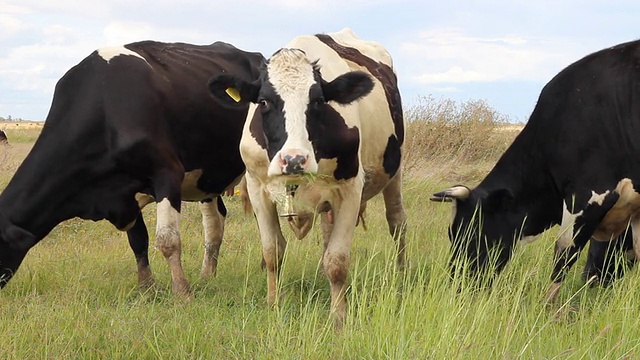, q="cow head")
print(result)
[0,211,36,287]
[431,185,522,279]
[209,48,374,180]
